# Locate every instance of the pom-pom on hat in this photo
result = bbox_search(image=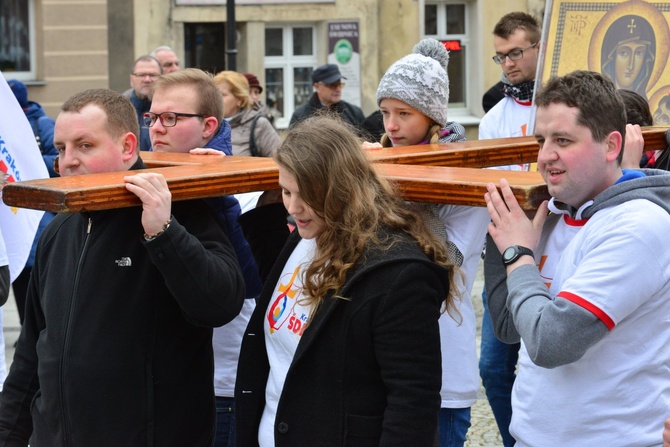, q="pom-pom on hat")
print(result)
[8,79,29,109]
[376,39,450,127]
